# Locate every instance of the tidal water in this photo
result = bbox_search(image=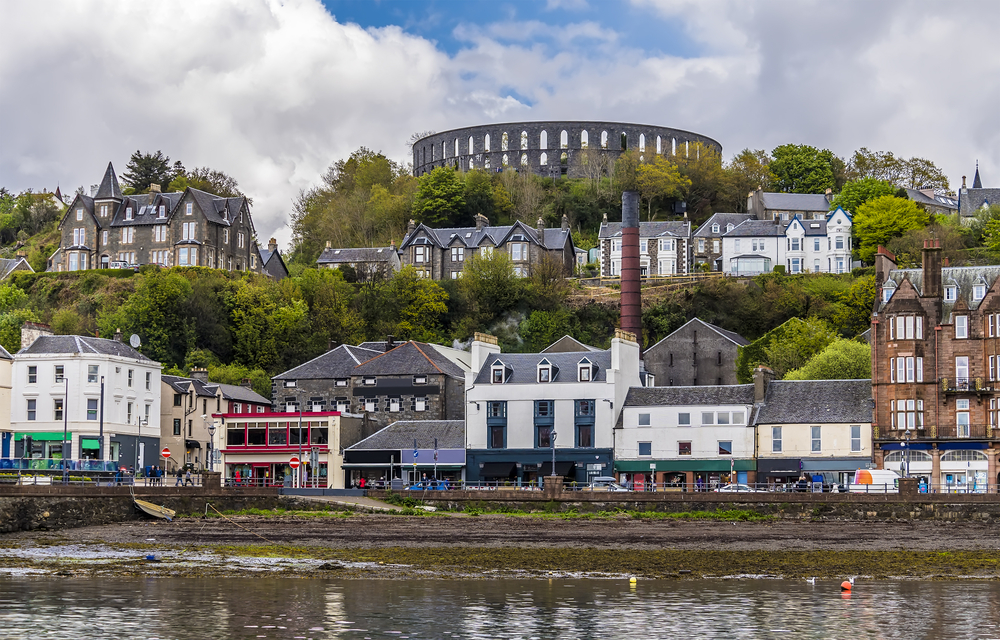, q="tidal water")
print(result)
[2,576,999,639]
